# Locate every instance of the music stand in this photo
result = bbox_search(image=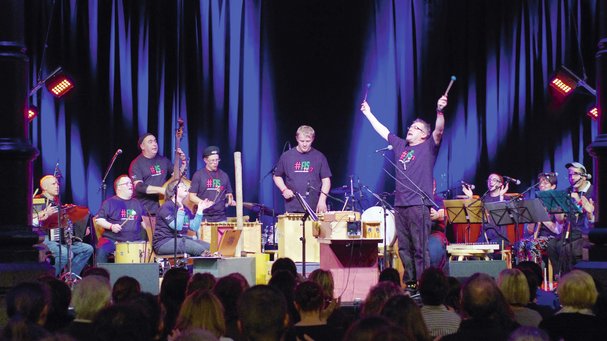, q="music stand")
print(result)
[536,190,582,215]
[294,192,318,277]
[444,199,483,243]
[485,199,550,243]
